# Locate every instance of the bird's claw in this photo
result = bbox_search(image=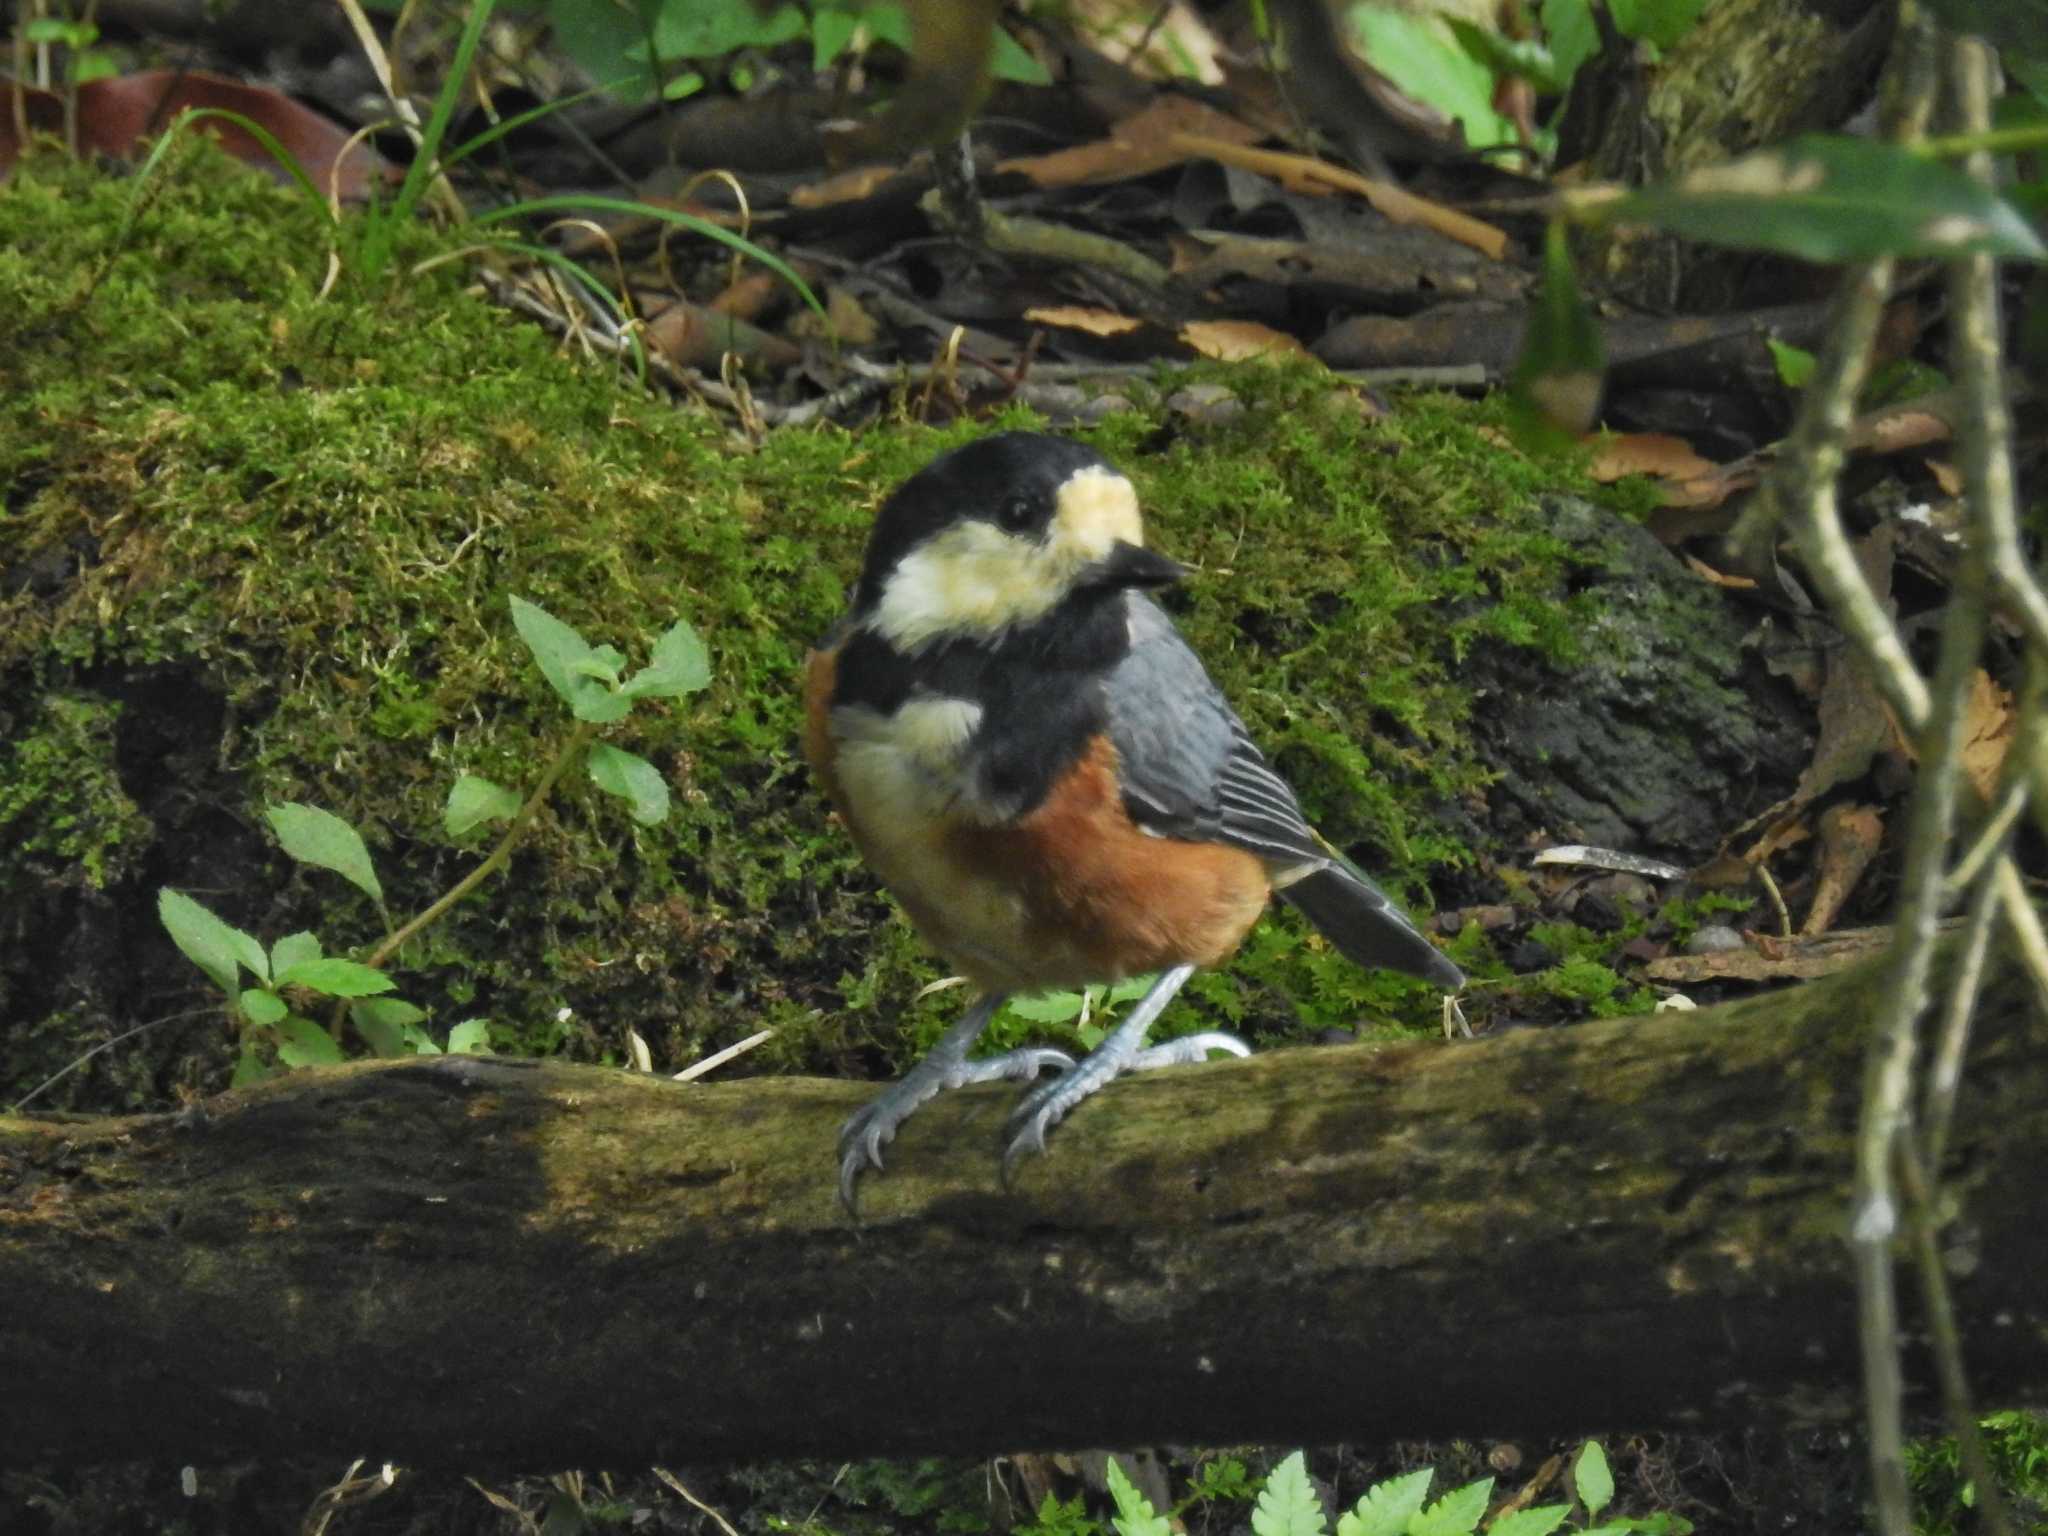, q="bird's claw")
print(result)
[999,1092,1061,1186]
[1000,1024,1248,1185]
[837,1108,897,1215]
[1129,1031,1250,1069]
[838,1042,1077,1215]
